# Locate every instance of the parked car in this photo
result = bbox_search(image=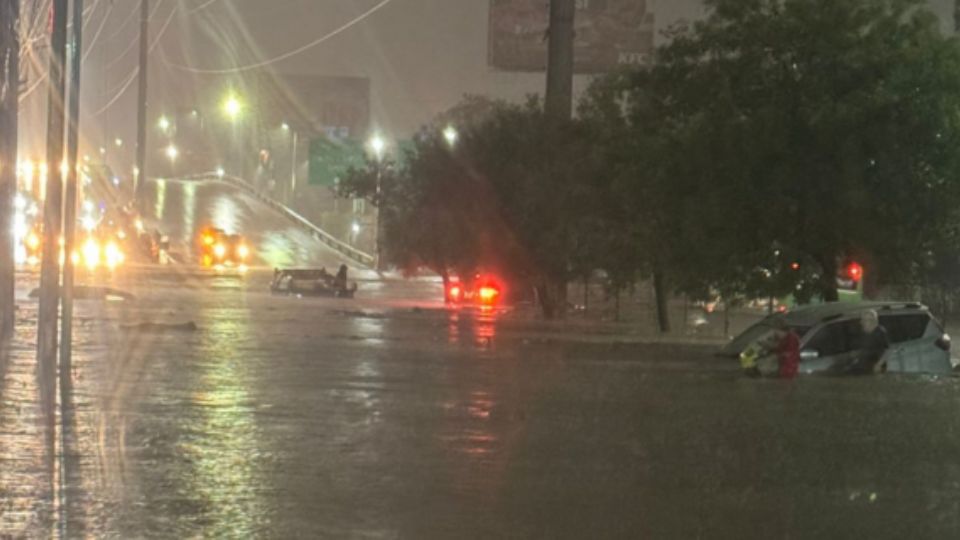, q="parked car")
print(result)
[719,302,952,375]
